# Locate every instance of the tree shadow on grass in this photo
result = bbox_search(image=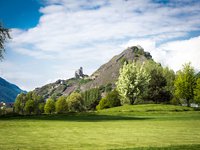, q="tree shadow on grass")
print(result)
[0,113,153,122]
[111,144,200,150]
